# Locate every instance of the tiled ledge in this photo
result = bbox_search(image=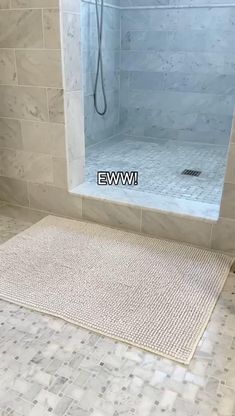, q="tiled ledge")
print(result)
[72,182,220,223]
